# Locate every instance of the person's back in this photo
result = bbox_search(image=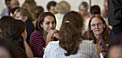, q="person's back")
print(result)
[44,40,97,58]
[43,11,97,58]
